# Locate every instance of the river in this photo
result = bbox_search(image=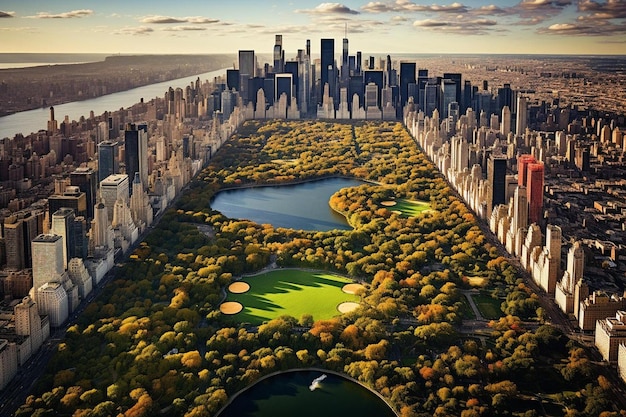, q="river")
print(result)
[0,68,227,140]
